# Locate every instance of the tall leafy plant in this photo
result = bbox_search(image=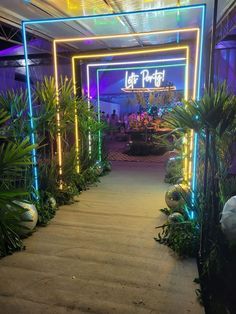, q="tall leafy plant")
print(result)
[34,77,57,160]
[34,77,77,210]
[165,84,236,247]
[0,89,28,141]
[164,83,236,311]
[77,98,106,171]
[59,76,75,145]
[0,109,36,257]
[34,78,108,213]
